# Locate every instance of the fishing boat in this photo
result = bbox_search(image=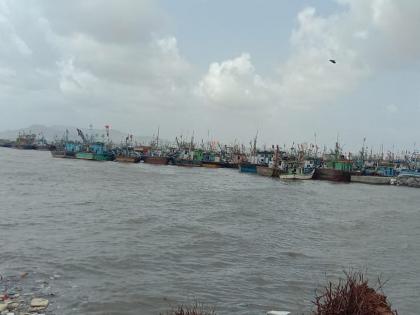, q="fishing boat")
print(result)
[15,132,37,150]
[0,139,14,147]
[114,135,141,163]
[74,127,115,161]
[202,151,223,168]
[314,164,351,182]
[173,145,203,167]
[280,168,315,180]
[350,161,396,184]
[313,142,352,182]
[256,145,281,177]
[134,145,169,164]
[50,140,80,158]
[140,128,170,165]
[240,151,274,174]
[35,134,50,151]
